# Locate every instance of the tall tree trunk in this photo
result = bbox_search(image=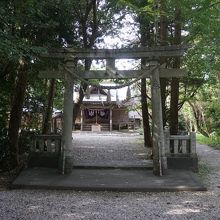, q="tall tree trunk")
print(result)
[170,74,180,134]
[141,77,152,148]
[72,82,88,129]
[42,79,55,134]
[170,7,181,135]
[159,0,168,126]
[160,79,167,125]
[8,62,28,168]
[72,59,91,129]
[139,16,153,148]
